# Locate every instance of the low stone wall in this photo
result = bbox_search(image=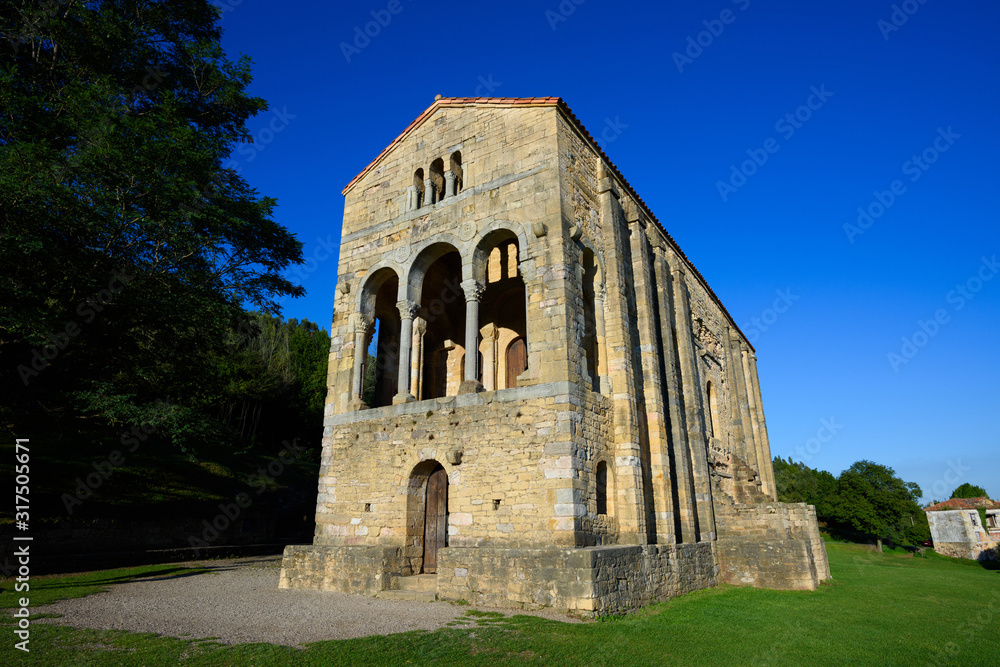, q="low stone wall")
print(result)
[715,501,830,590]
[279,544,419,594]
[935,541,998,561]
[435,543,717,615]
[279,542,719,615]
